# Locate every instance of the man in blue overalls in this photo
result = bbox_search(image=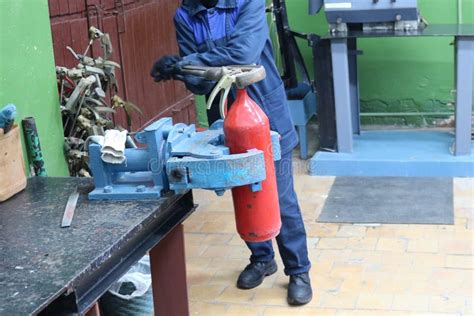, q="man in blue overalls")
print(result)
[151,0,312,305]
